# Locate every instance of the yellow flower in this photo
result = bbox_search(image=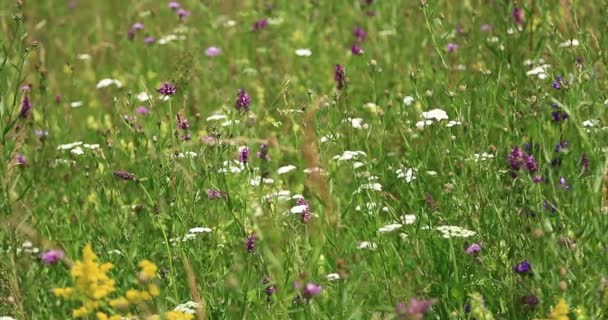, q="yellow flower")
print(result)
[72,305,90,318]
[52,287,73,298]
[165,311,194,320]
[125,289,152,304]
[548,299,569,320]
[96,312,122,320]
[109,296,130,309]
[147,284,160,297]
[139,259,158,280]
